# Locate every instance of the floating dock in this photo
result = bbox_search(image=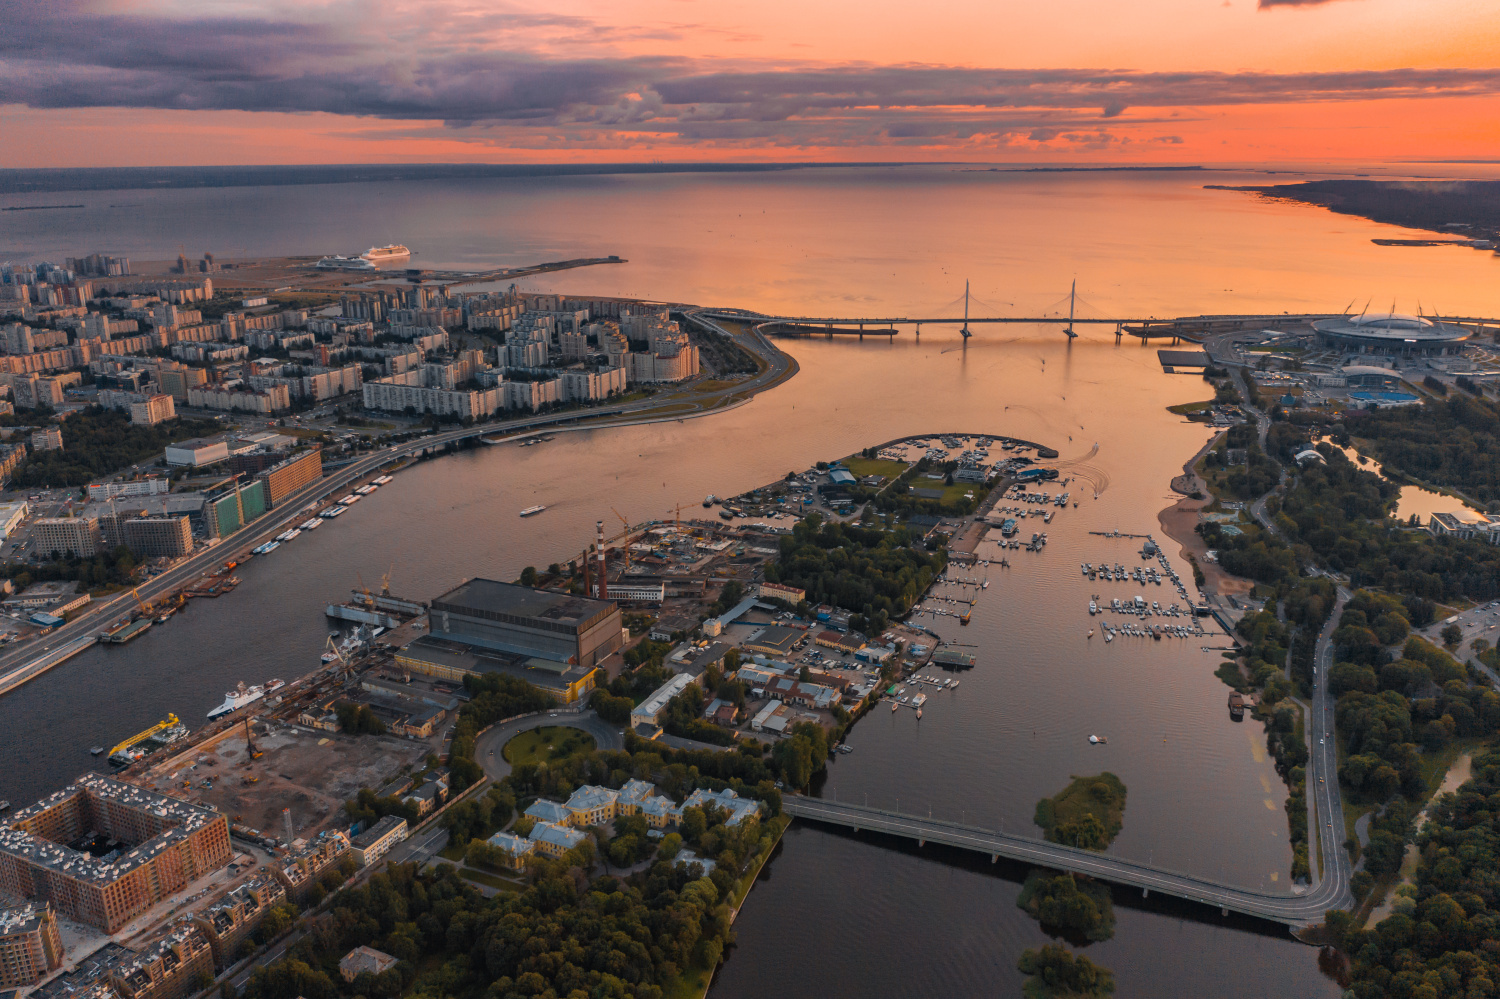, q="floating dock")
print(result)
[101,618,153,644]
[0,636,99,698]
